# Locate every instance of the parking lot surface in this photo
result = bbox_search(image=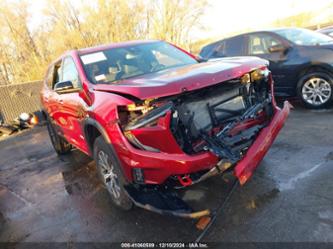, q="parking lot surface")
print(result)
[0,103,332,243]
